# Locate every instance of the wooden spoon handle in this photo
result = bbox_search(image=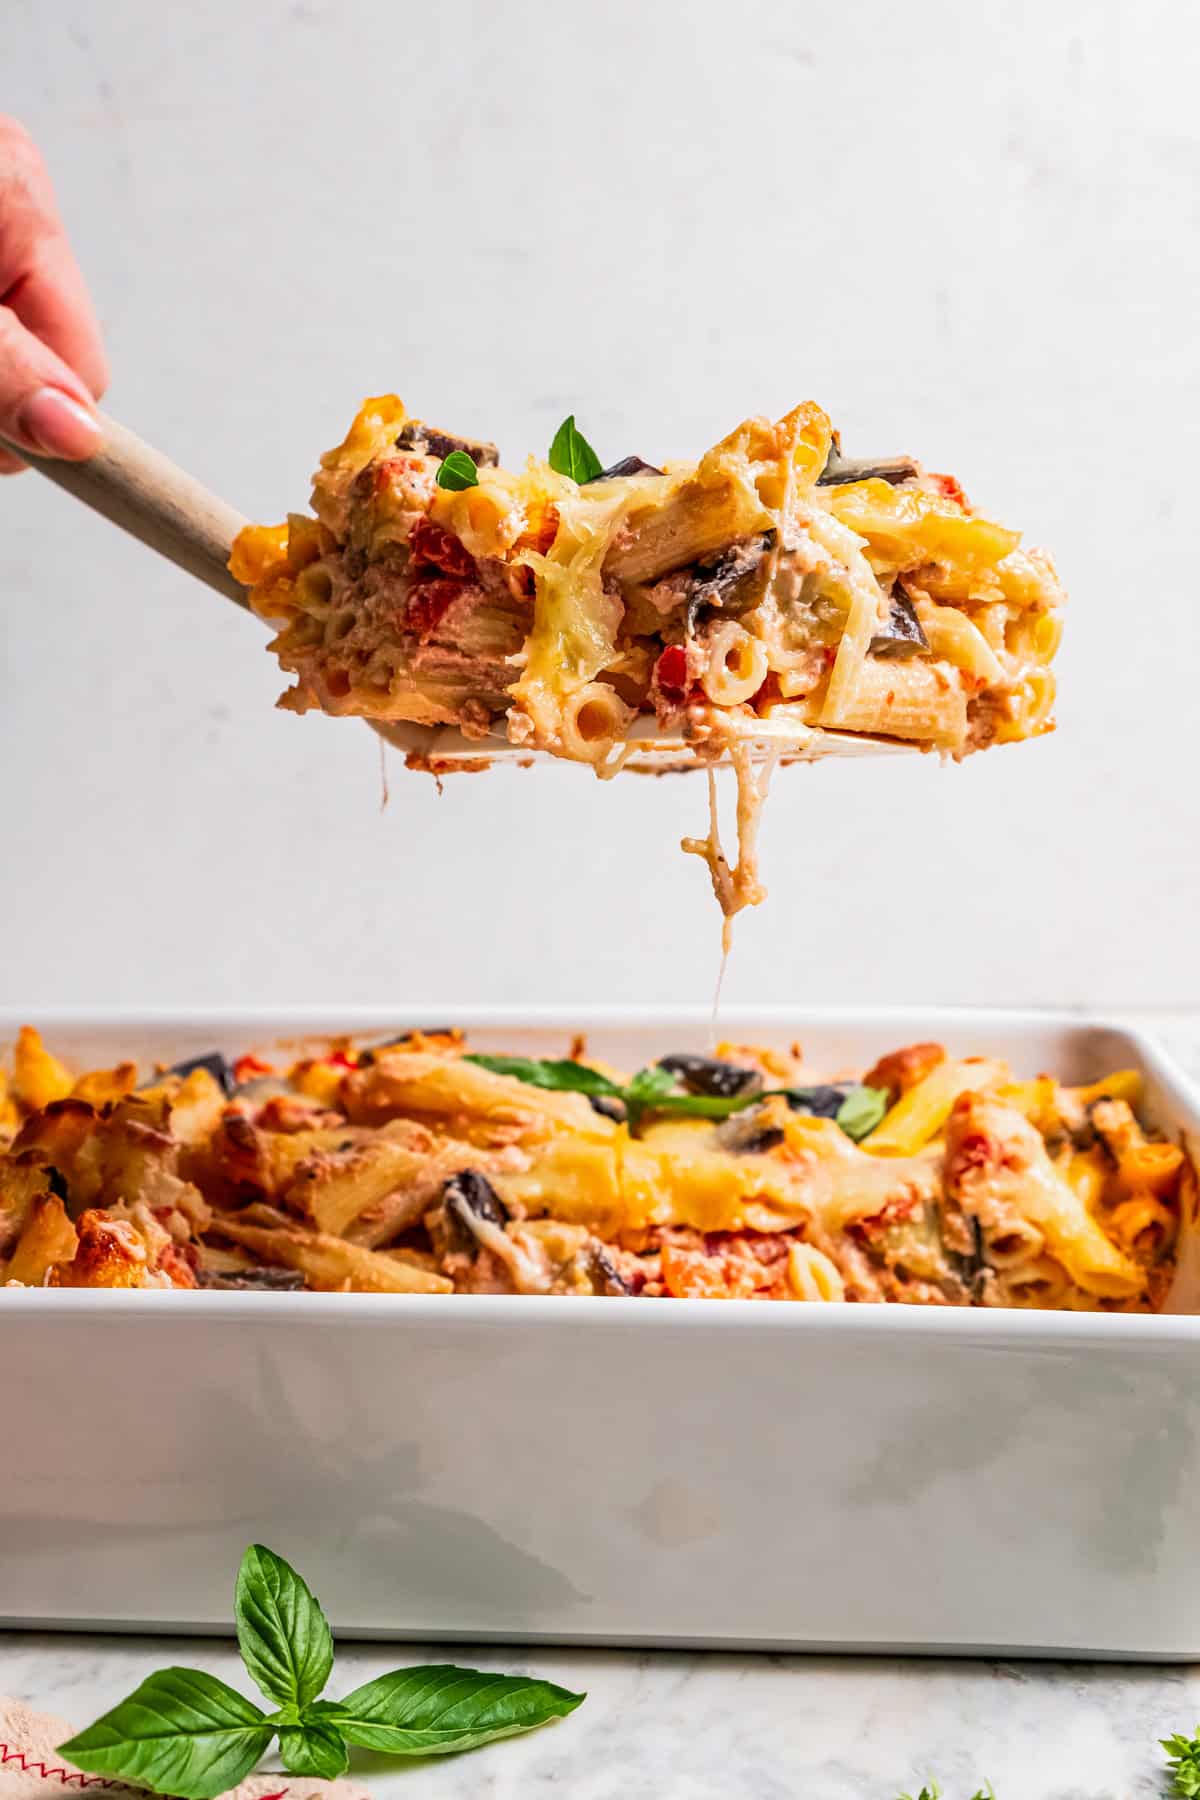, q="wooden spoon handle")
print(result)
[3,411,251,609]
